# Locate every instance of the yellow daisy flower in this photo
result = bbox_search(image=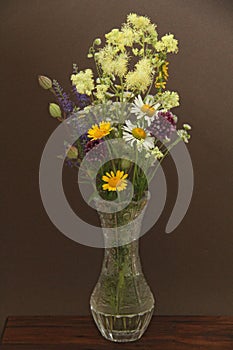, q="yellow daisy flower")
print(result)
[88,121,112,141]
[102,170,128,192]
